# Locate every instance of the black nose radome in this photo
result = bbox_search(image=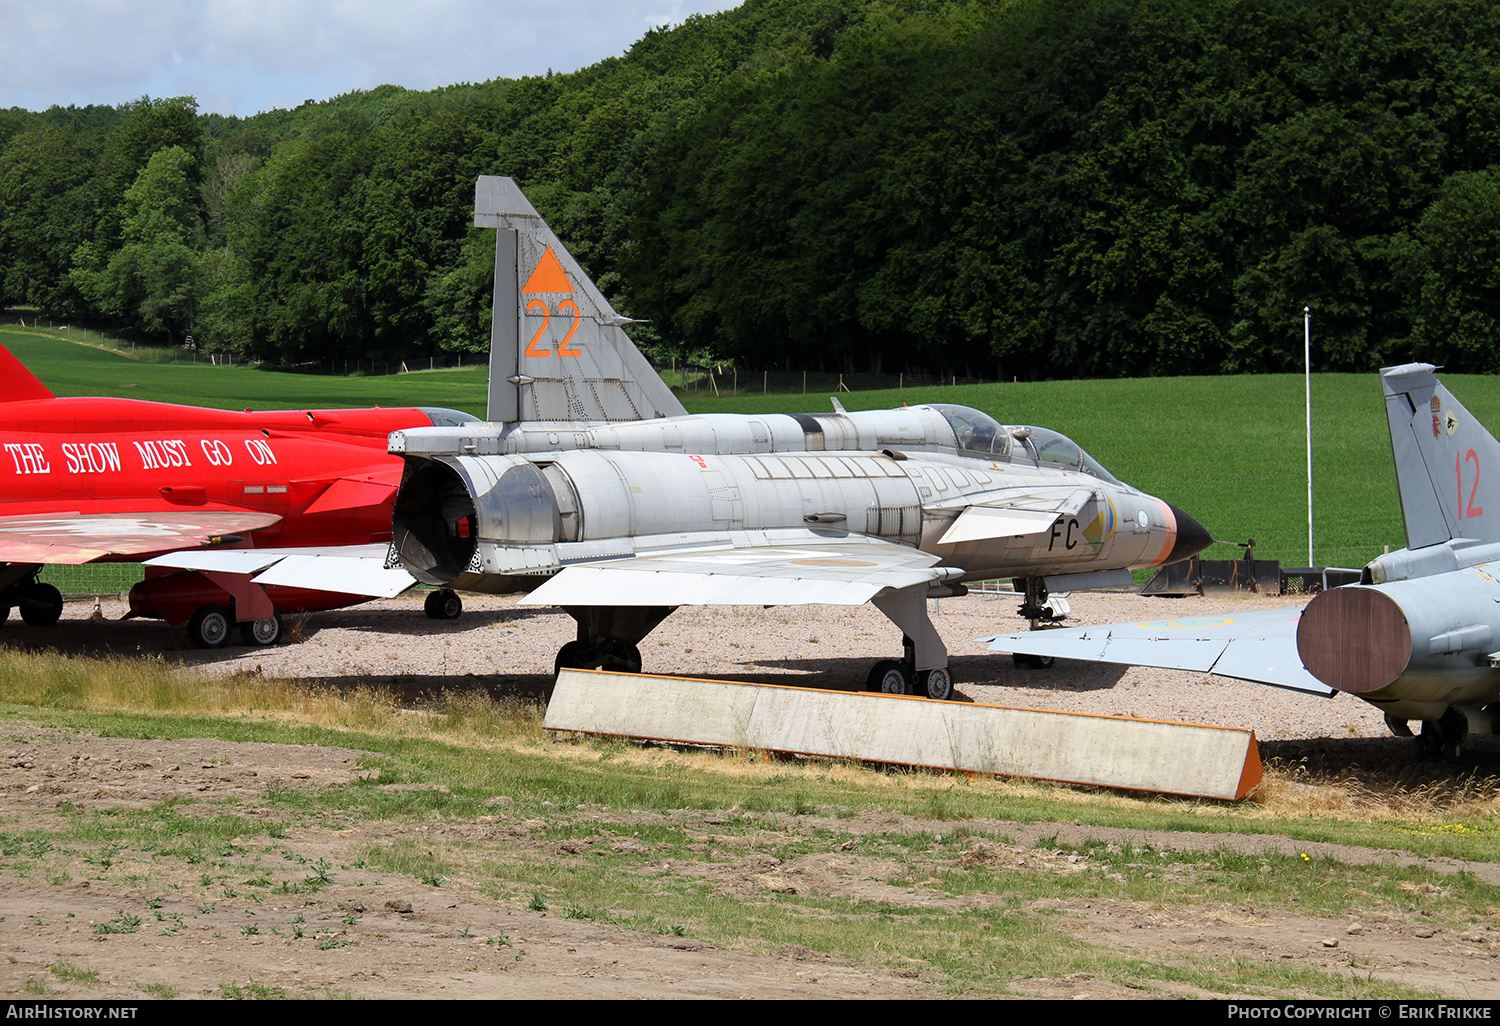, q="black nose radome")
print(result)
[1166,504,1212,563]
